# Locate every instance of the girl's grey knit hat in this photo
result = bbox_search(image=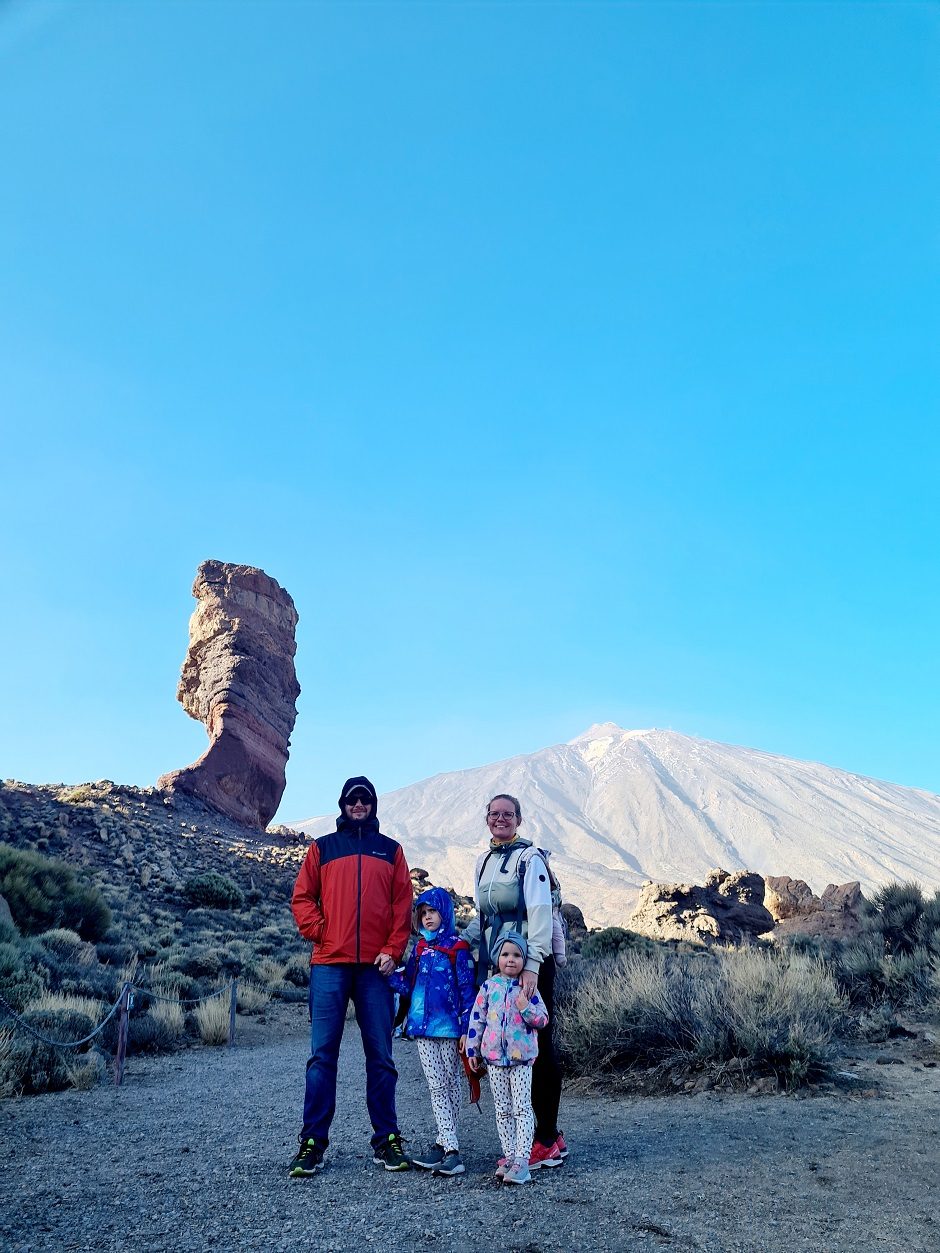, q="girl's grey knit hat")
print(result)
[491,929,528,963]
